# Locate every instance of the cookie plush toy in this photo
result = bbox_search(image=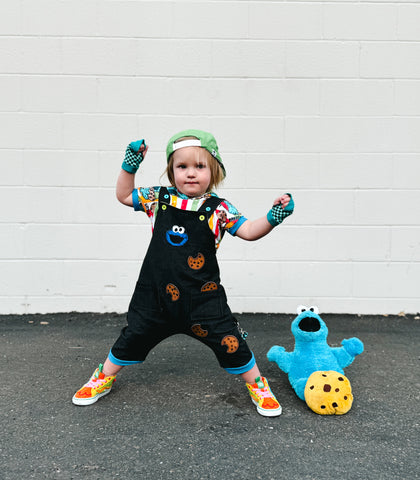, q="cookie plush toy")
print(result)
[267,306,364,415]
